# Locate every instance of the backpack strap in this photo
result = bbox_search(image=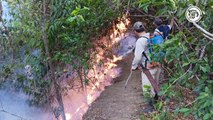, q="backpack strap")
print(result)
[142,52,149,69]
[139,36,151,46]
[157,25,171,39]
[138,36,150,69]
[155,30,164,39]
